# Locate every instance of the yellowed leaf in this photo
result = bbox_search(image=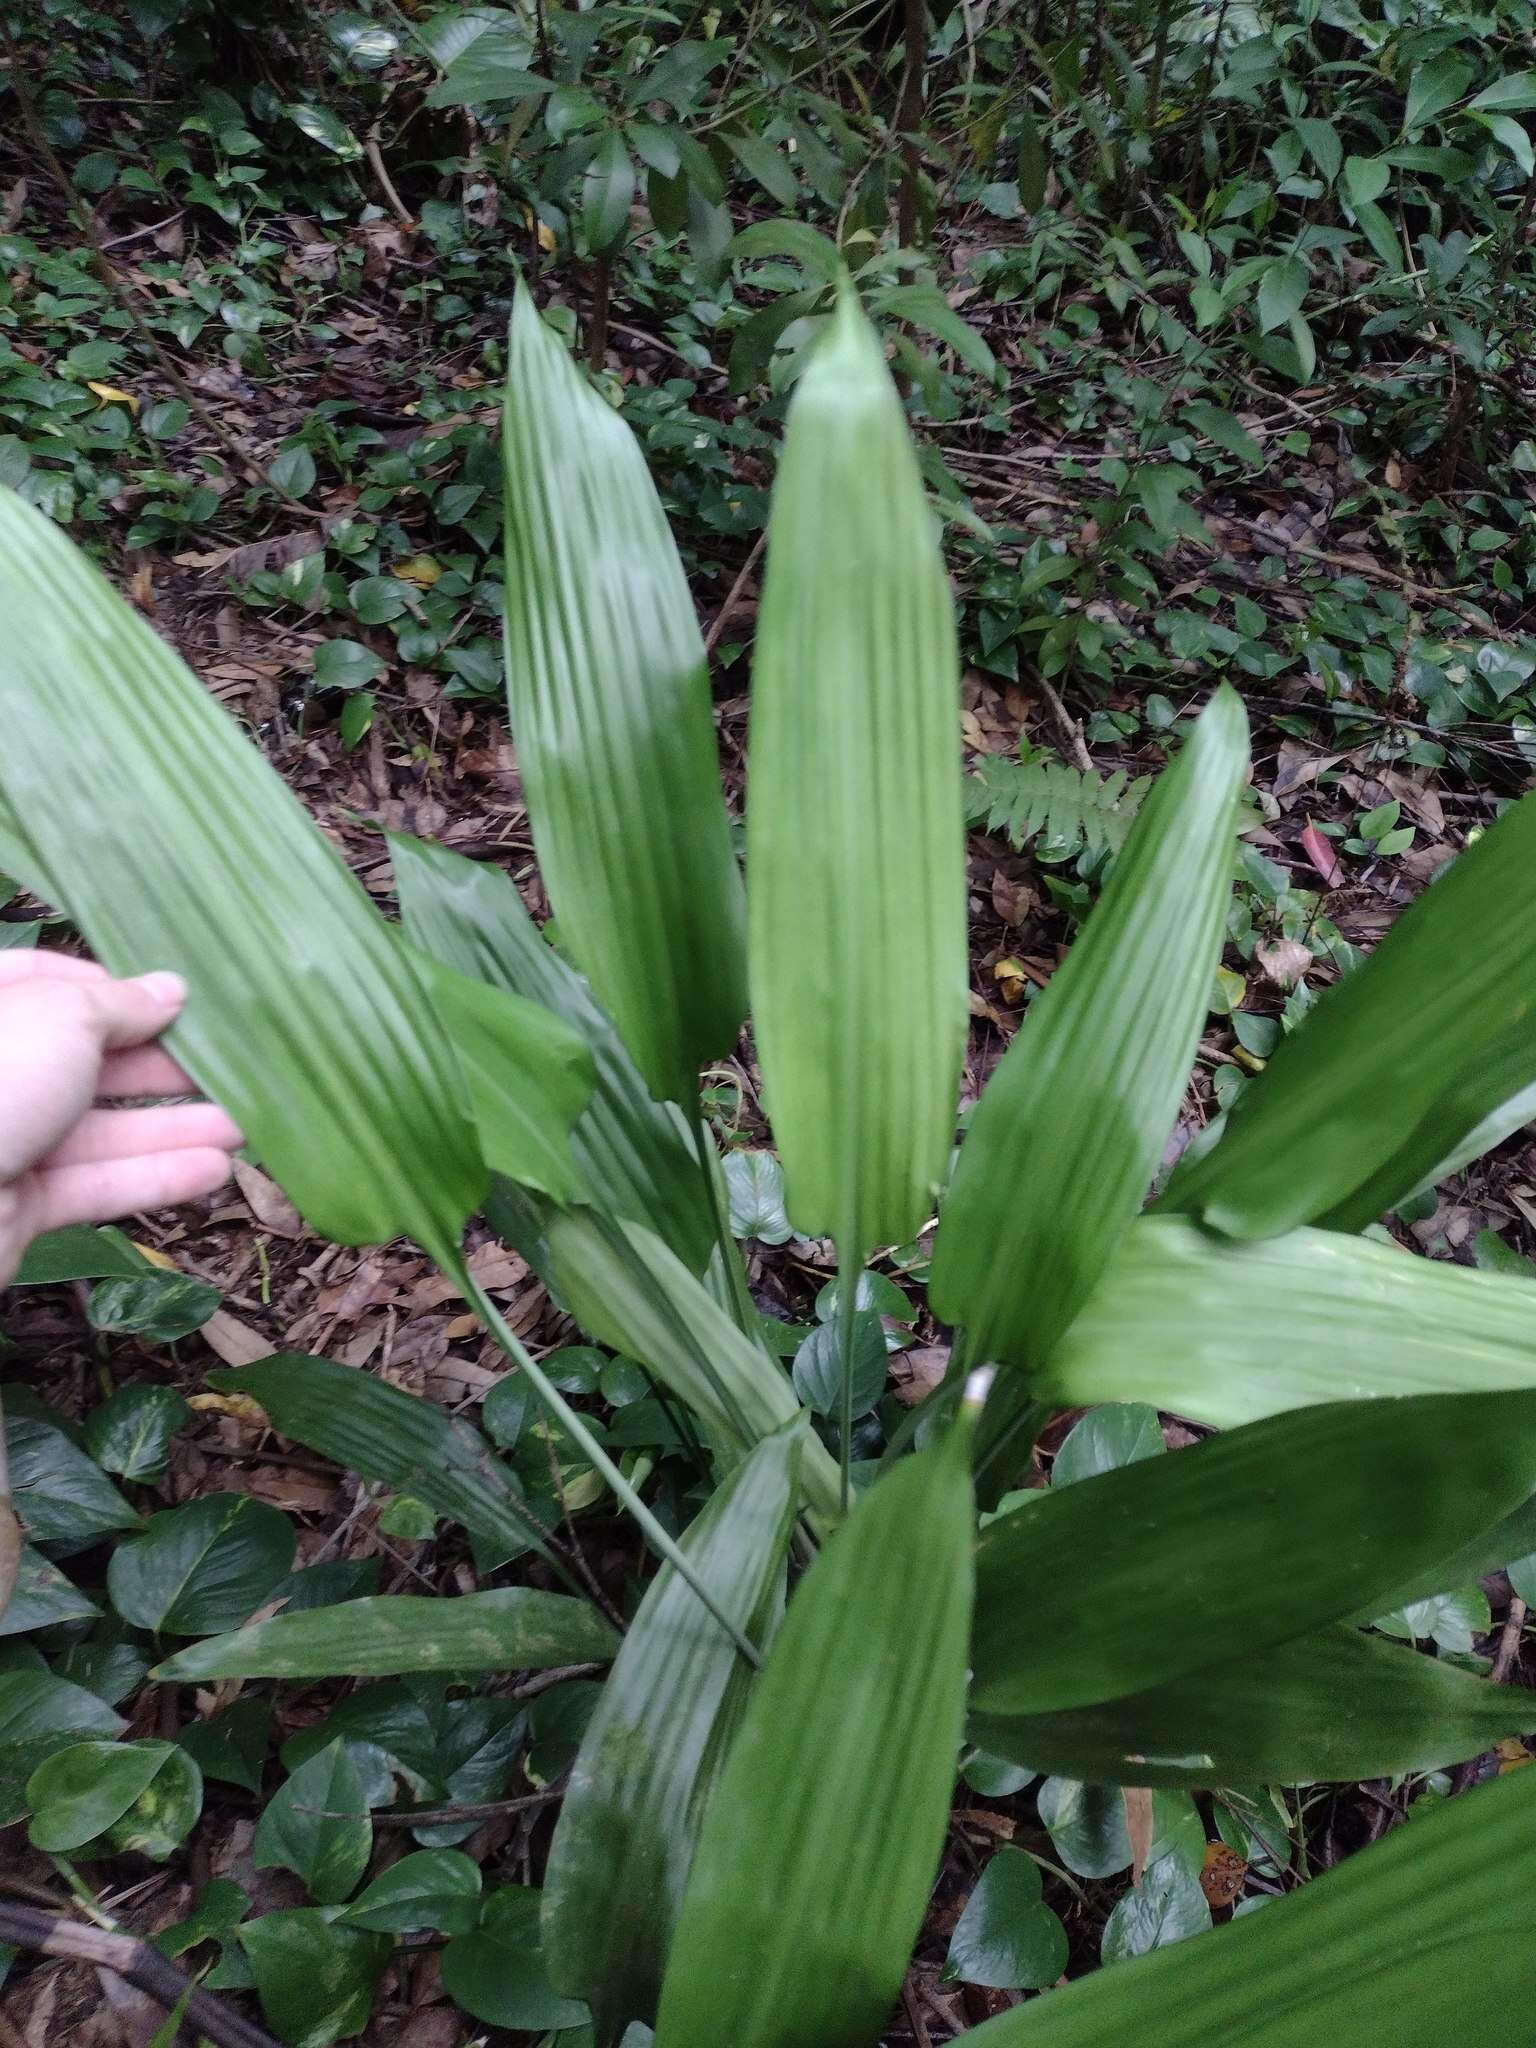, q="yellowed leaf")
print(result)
[393,554,442,588]
[187,1390,268,1426]
[86,381,140,413]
